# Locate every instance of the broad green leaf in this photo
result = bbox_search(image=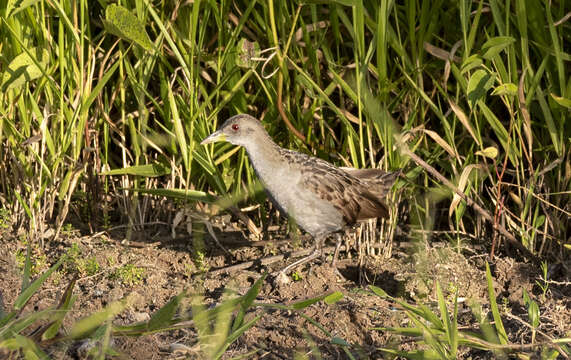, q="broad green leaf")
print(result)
[550,93,571,109]
[491,83,518,97]
[103,4,153,51]
[527,299,540,328]
[324,291,343,304]
[467,69,495,108]
[232,273,266,332]
[236,39,260,68]
[475,146,498,159]
[70,296,134,338]
[481,36,516,60]
[1,48,49,91]
[146,292,185,331]
[331,337,350,346]
[460,54,483,74]
[101,163,170,177]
